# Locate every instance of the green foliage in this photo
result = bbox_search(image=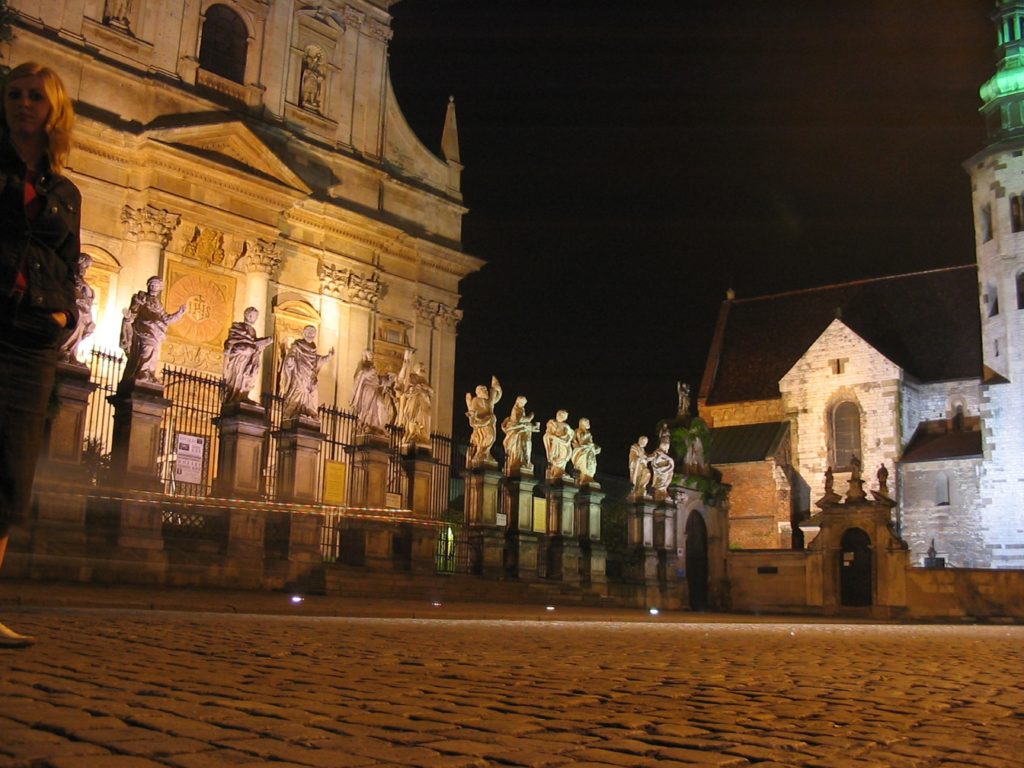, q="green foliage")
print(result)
[654,416,730,507]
